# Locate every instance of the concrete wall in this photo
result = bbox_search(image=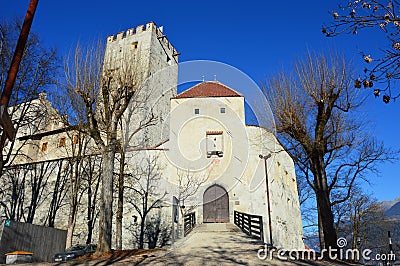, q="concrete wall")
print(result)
[0,220,66,263]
